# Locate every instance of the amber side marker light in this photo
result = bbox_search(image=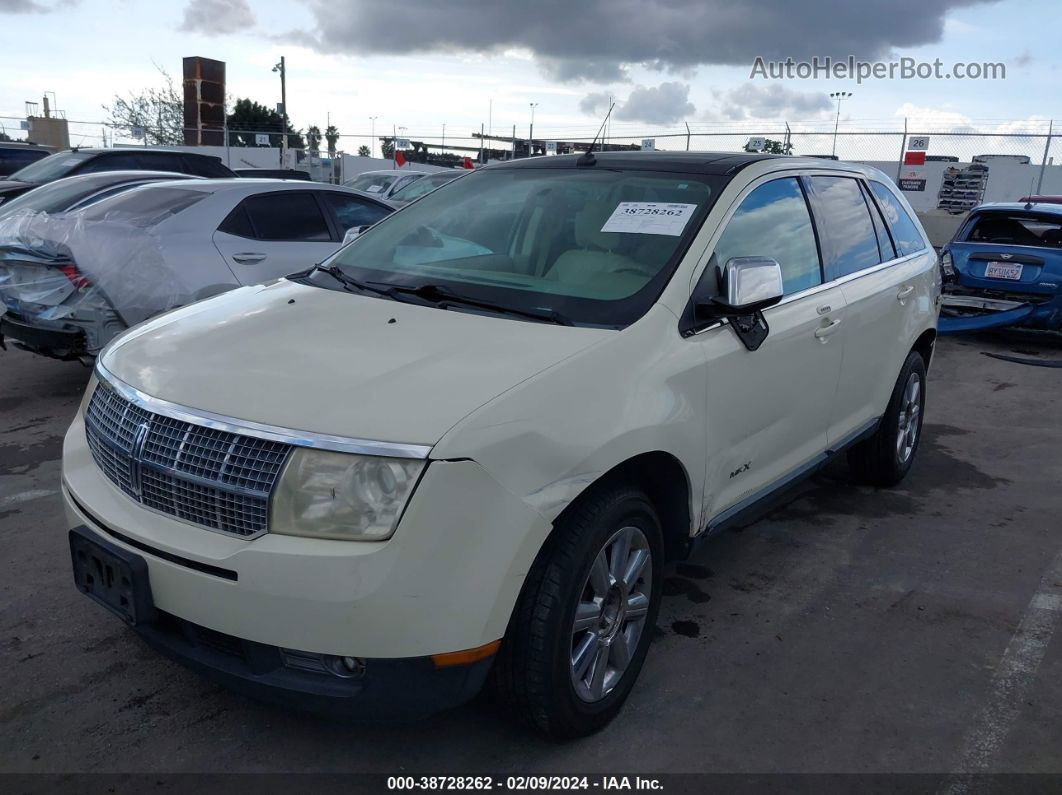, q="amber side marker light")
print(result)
[431,640,502,668]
